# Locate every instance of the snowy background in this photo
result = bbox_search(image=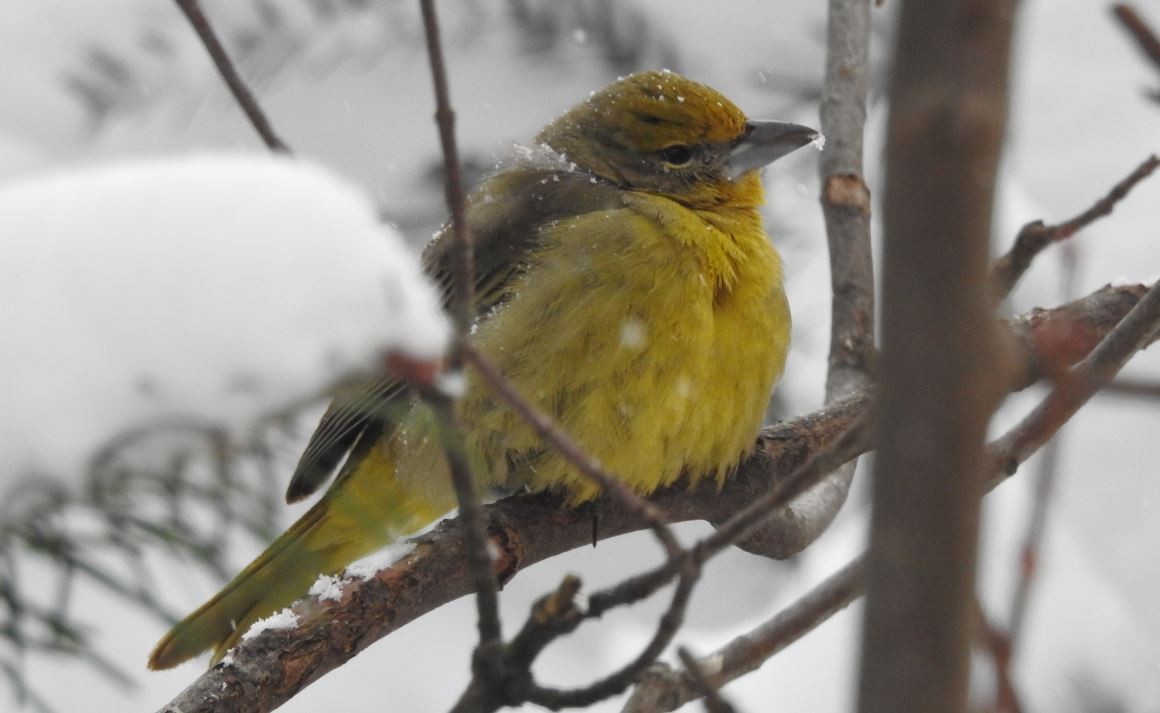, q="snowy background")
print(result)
[1,1,1159,712]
